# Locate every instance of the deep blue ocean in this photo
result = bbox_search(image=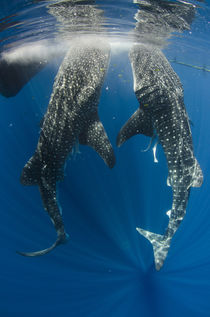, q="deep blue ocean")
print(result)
[0,0,210,316]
